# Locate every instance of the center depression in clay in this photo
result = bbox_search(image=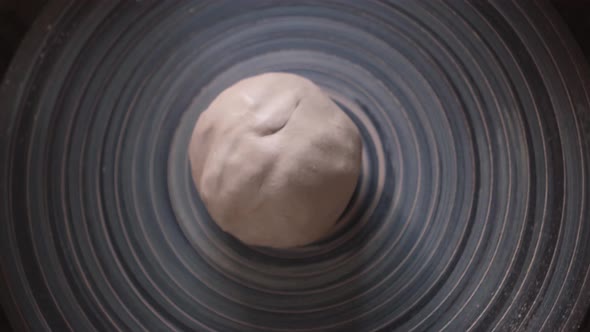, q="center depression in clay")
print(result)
[188,72,362,248]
